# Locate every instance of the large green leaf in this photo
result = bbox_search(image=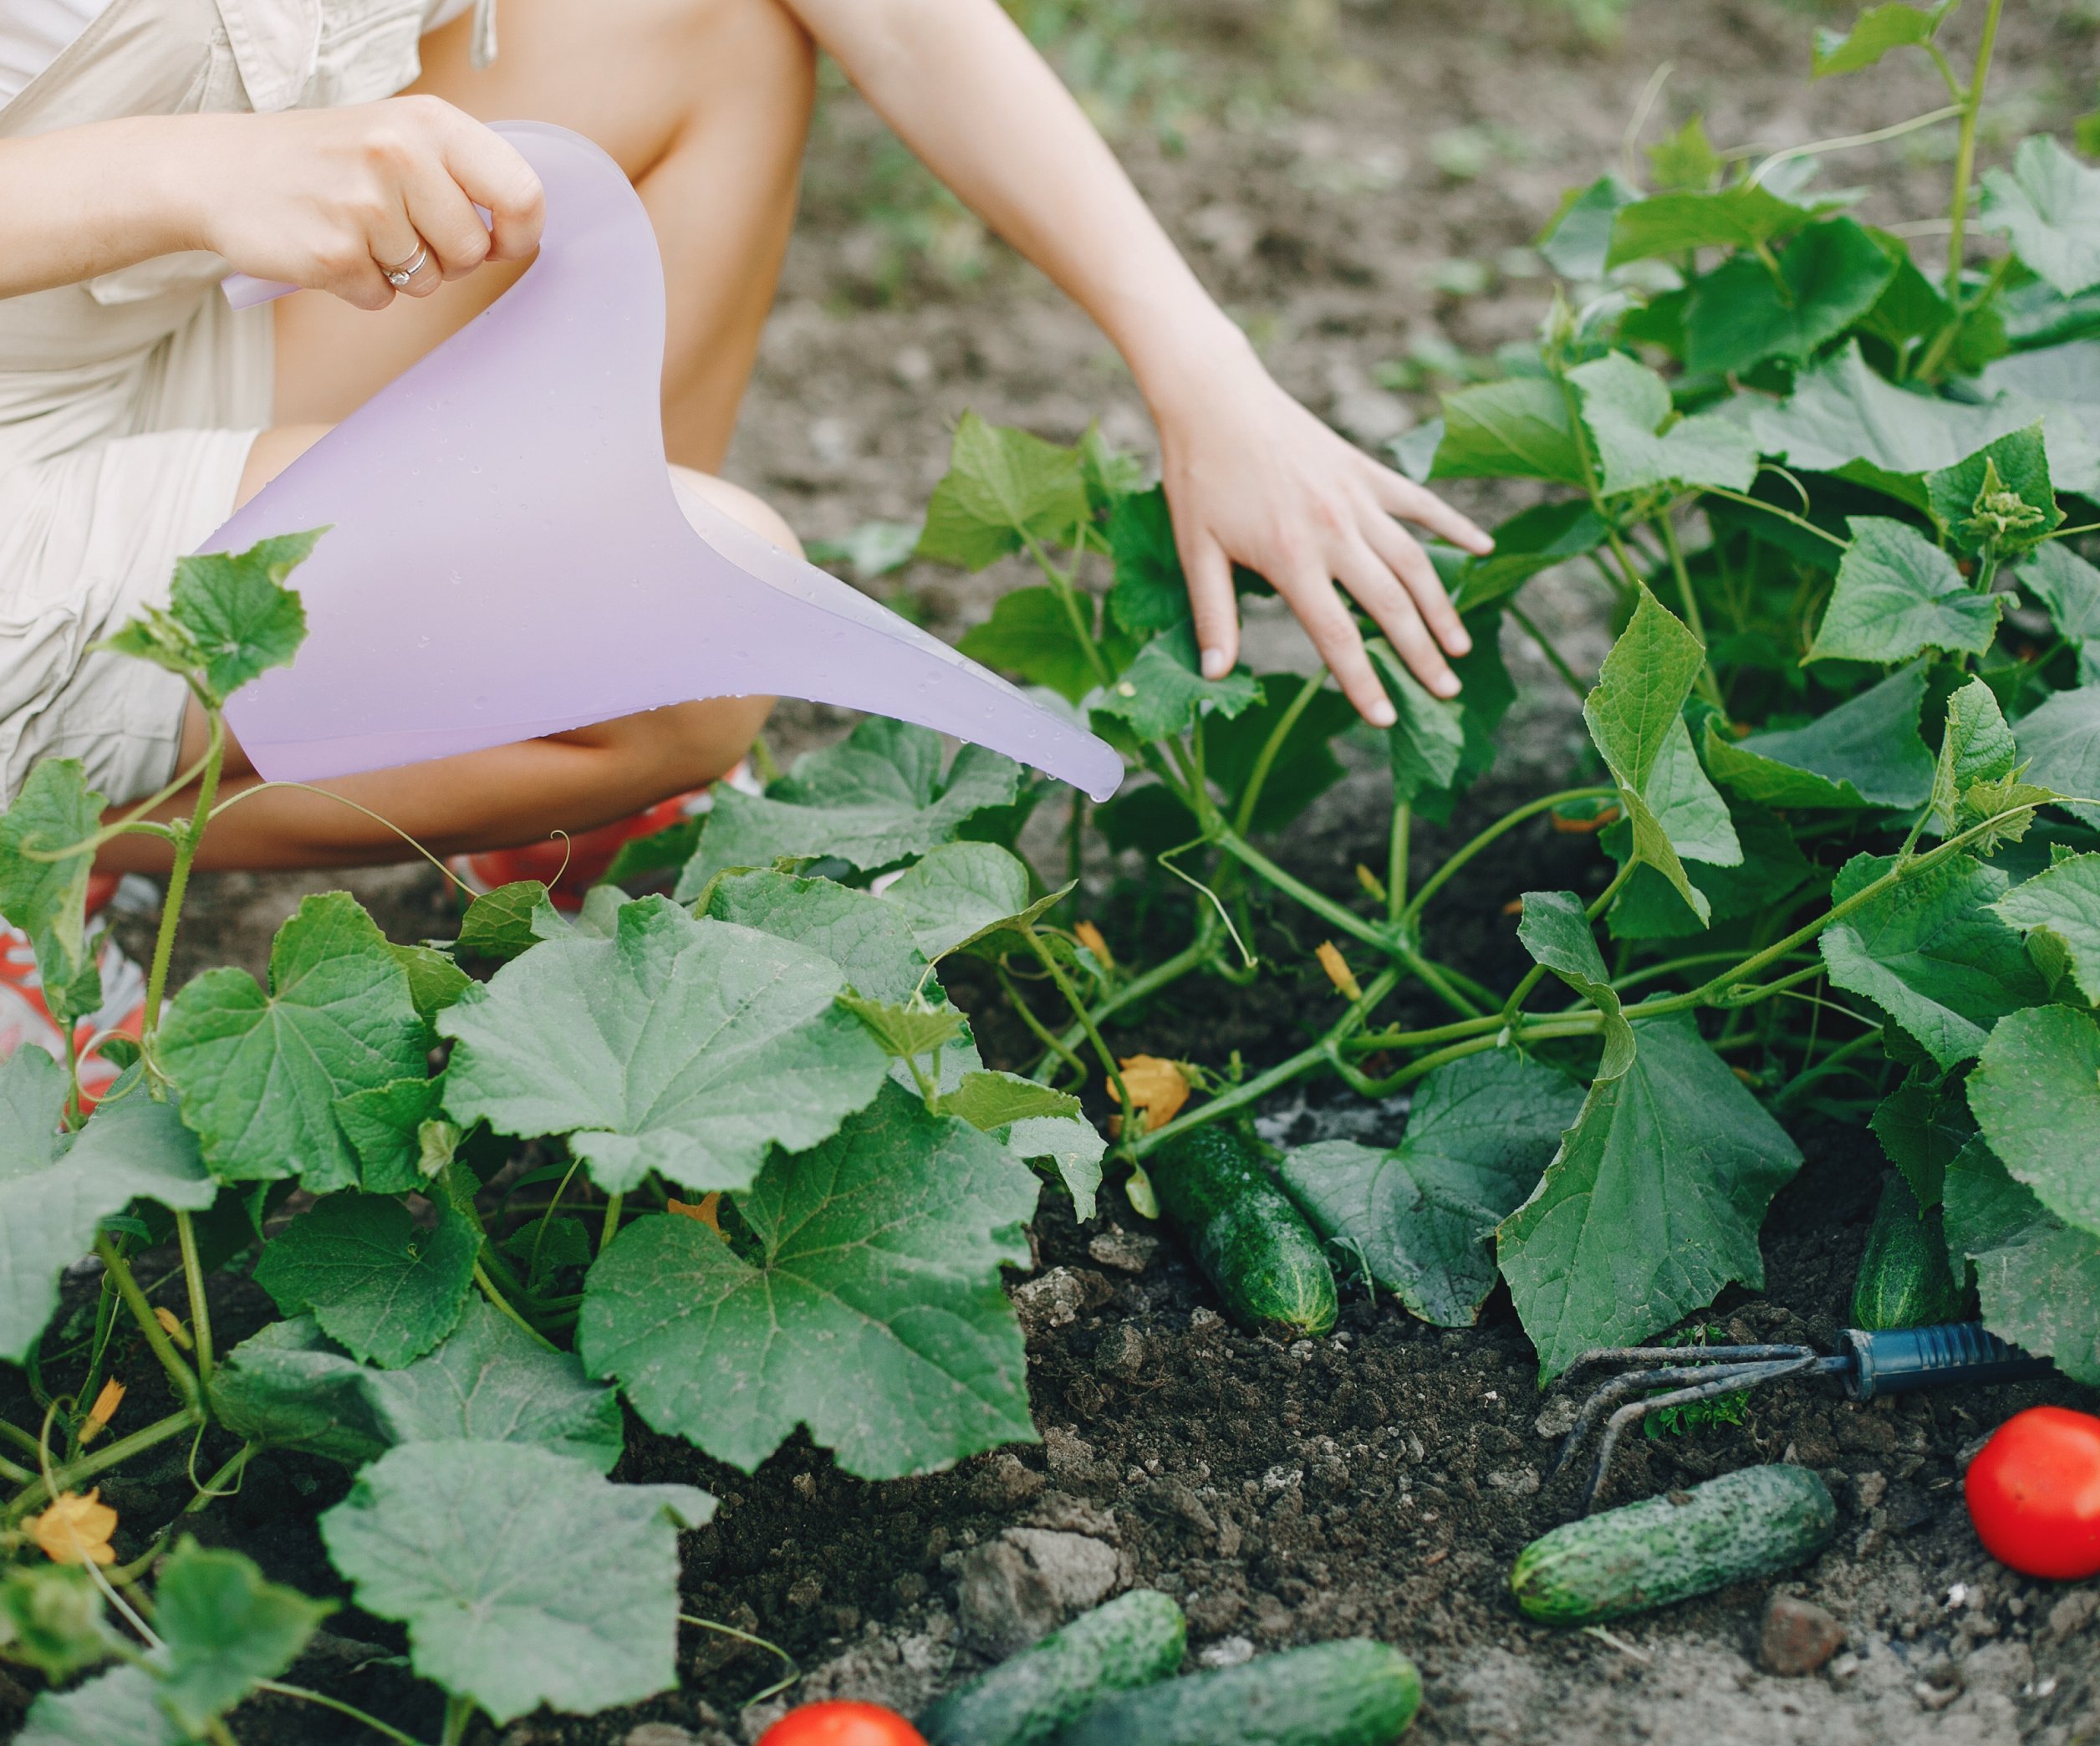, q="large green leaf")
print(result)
[320,1441,712,1726]
[1,1056,216,1362]
[1926,425,2063,558]
[441,897,888,1195]
[2014,684,2100,830]
[94,532,316,707]
[1684,219,1899,377]
[153,1538,332,1736]
[1281,1053,1582,1326]
[1996,851,2100,1003]
[159,891,428,1192]
[1366,640,1465,806]
[1516,891,1634,1080]
[1812,0,1956,76]
[0,759,105,1018]
[916,412,1089,569]
[880,842,1055,962]
[1979,340,2100,502]
[1750,342,2040,506]
[1967,1003,2100,1238]
[1431,377,1586,487]
[1982,135,2100,299]
[702,868,929,1004]
[16,1669,185,1746]
[1568,353,1757,497]
[1538,174,1640,279]
[1703,661,1935,808]
[1820,853,2046,1070]
[1606,183,1821,267]
[211,1299,624,1471]
[1604,799,1816,941]
[1929,676,2021,837]
[1104,486,1189,636]
[1200,676,1358,832]
[1090,620,1262,742]
[1583,585,1741,923]
[1943,1139,2100,1385]
[2016,542,2100,684]
[579,1083,1040,1478]
[1807,518,2000,664]
[958,586,1106,706]
[1497,1016,1802,1382]
[1871,1072,1973,1208]
[253,1193,479,1369]
[675,718,1021,899]
[1448,501,1609,612]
